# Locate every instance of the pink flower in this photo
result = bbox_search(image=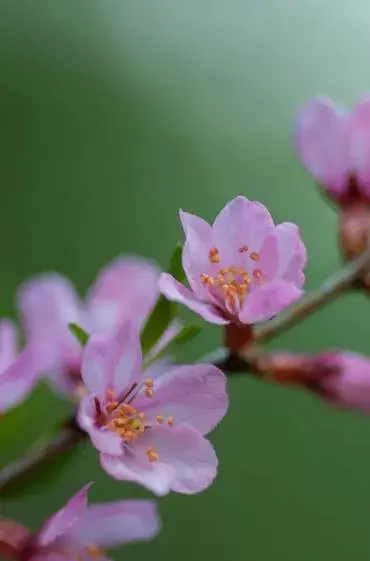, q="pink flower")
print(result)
[0,320,40,413]
[311,352,370,413]
[77,322,228,496]
[159,196,306,325]
[259,350,370,415]
[0,483,160,561]
[295,95,370,202]
[16,256,180,396]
